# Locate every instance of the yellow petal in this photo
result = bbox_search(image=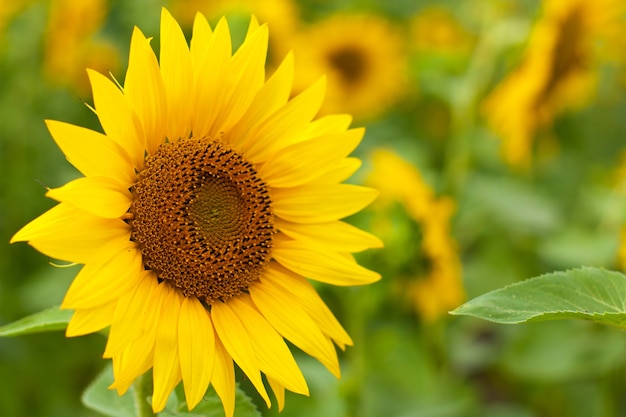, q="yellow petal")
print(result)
[61,244,142,310]
[250,279,340,377]
[230,295,308,395]
[229,52,294,150]
[46,176,132,219]
[260,128,364,188]
[152,284,183,413]
[312,157,362,184]
[273,238,381,286]
[45,120,134,185]
[108,272,164,392]
[124,26,167,156]
[65,302,116,337]
[88,69,145,169]
[178,297,215,410]
[242,77,326,163]
[302,113,353,138]
[11,203,130,264]
[267,377,286,412]
[272,184,378,224]
[211,299,271,407]
[264,264,353,349]
[192,17,232,139]
[211,335,236,417]
[103,270,160,358]
[160,8,193,141]
[190,12,213,70]
[213,23,267,135]
[110,341,155,395]
[275,218,383,253]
